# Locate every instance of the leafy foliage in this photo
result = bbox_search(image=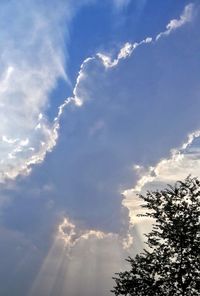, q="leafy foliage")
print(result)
[112,176,200,295]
